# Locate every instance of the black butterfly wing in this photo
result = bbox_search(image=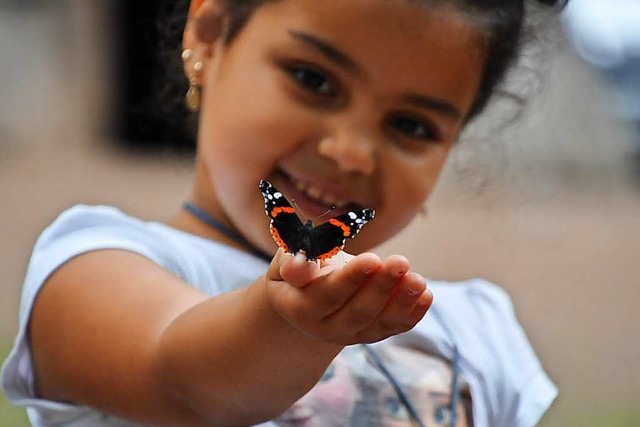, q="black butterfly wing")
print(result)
[259,180,304,254]
[307,209,375,261]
